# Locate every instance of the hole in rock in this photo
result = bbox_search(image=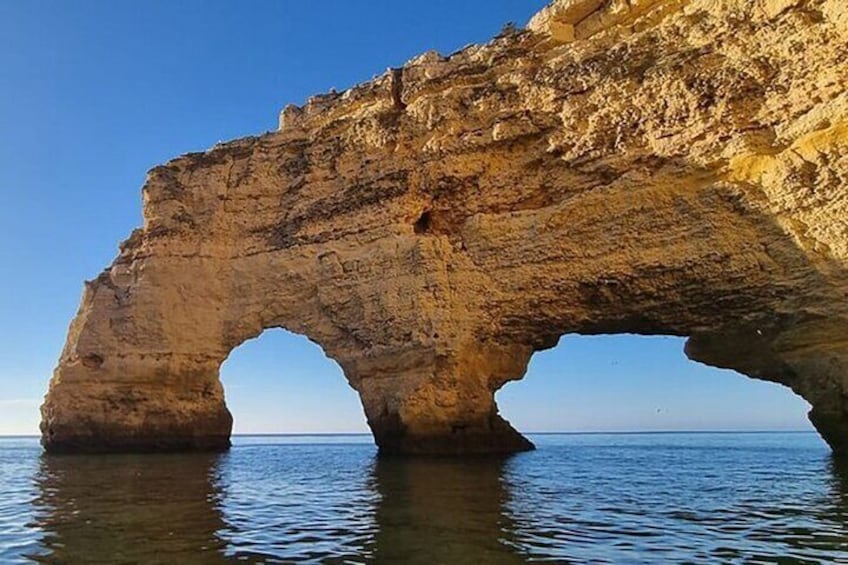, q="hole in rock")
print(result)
[220,328,369,435]
[414,210,432,235]
[81,353,104,369]
[496,334,814,435]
